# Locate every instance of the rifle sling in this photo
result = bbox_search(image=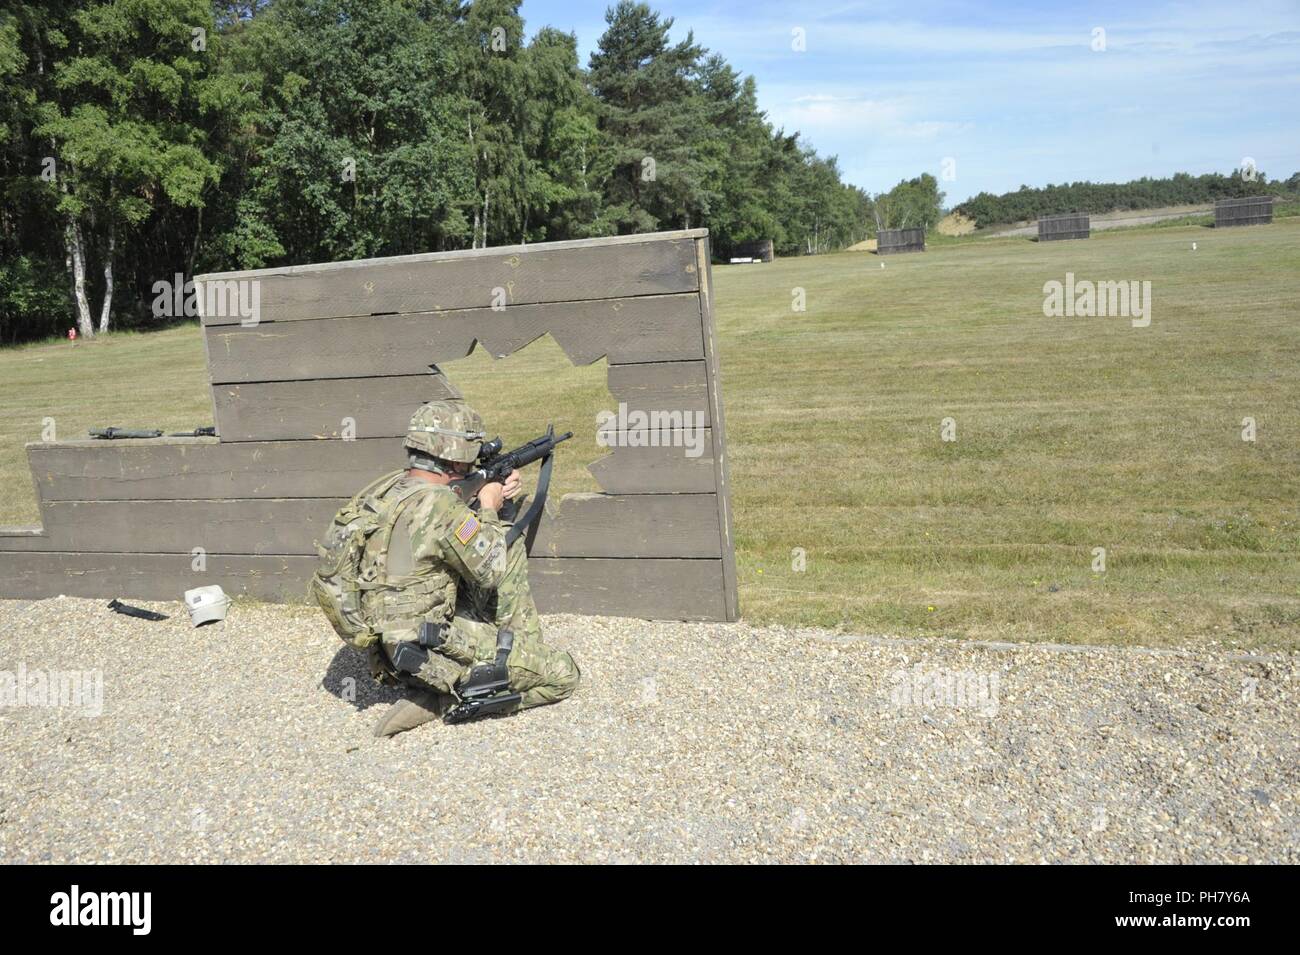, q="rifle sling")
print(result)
[505,451,554,552]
